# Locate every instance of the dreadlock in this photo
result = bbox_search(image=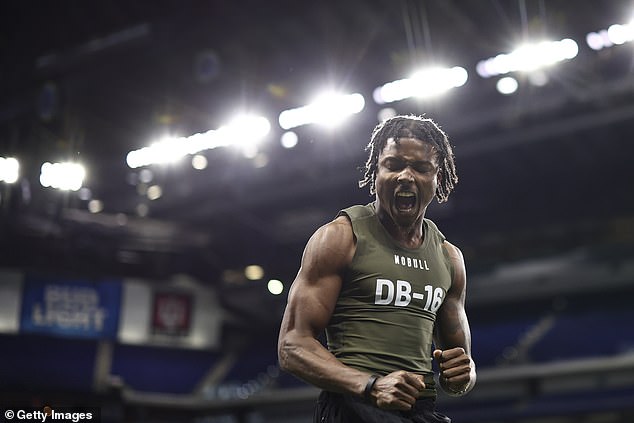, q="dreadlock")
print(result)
[358,115,458,203]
